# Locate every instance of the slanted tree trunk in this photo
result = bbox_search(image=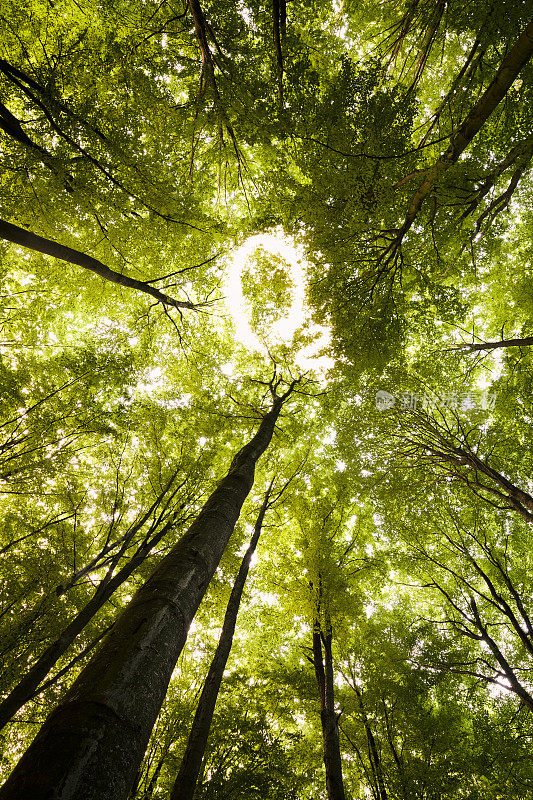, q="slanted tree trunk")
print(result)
[0,379,297,800]
[452,335,533,352]
[170,481,273,800]
[398,414,533,524]
[312,610,346,800]
[386,17,533,261]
